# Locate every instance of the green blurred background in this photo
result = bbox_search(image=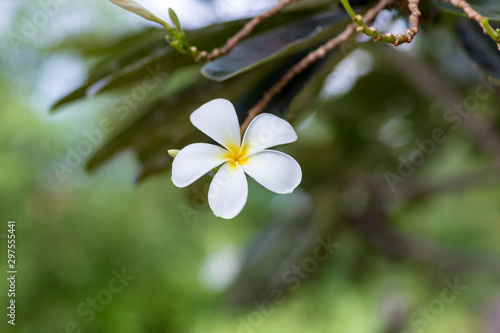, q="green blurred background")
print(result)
[1,0,500,332]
